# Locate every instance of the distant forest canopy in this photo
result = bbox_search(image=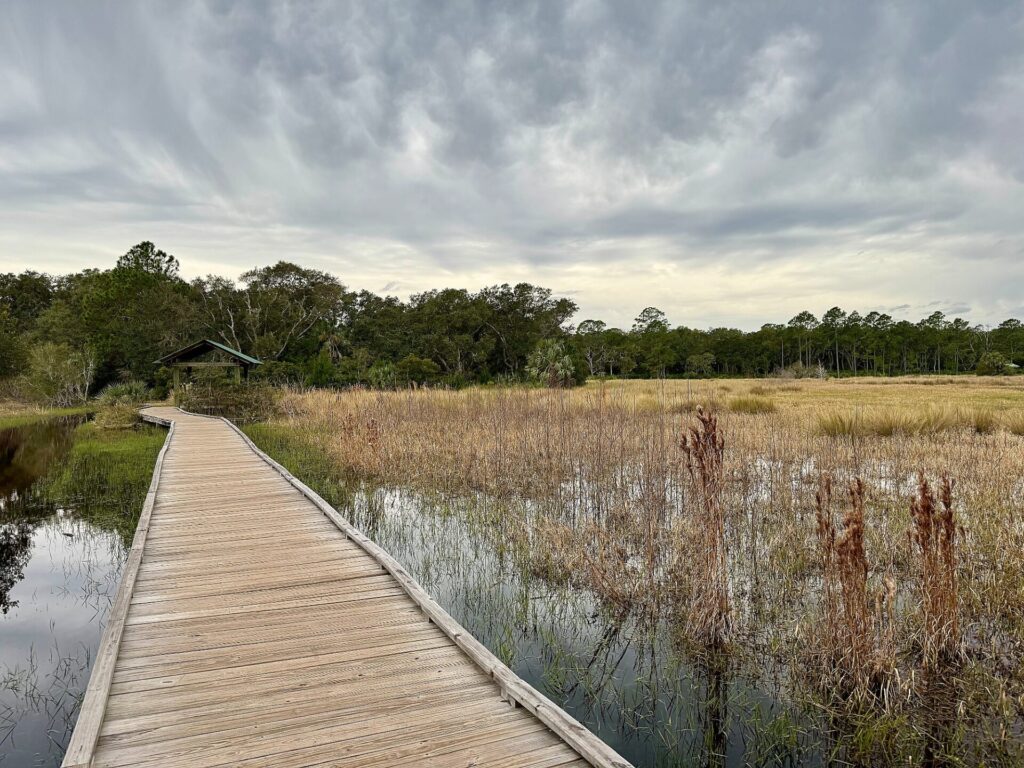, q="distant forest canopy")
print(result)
[1,241,1022,394]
